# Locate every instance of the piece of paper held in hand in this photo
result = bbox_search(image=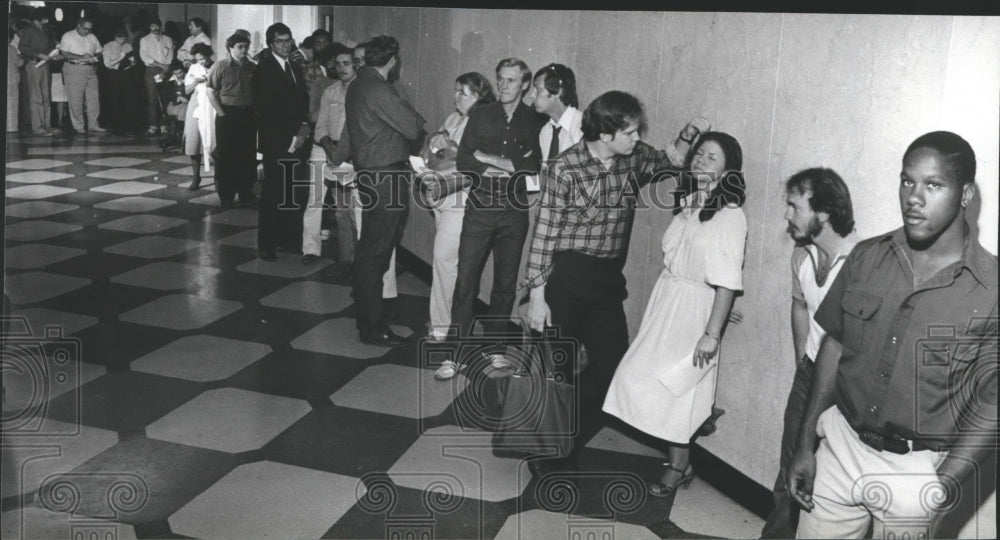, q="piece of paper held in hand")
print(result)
[35,48,60,68]
[657,353,716,397]
[408,155,429,173]
[525,175,540,192]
